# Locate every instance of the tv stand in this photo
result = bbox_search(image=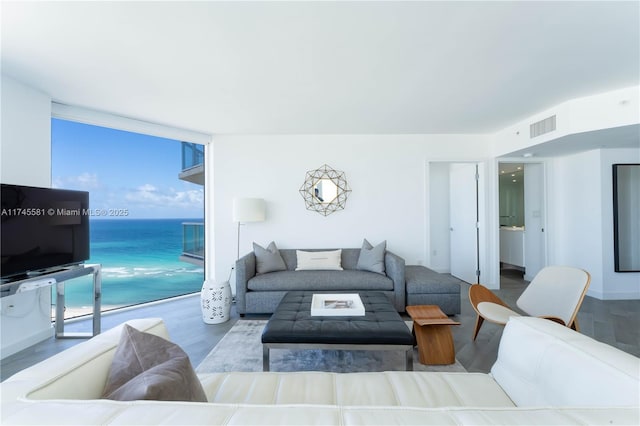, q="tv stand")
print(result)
[26,263,83,278]
[1,264,102,339]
